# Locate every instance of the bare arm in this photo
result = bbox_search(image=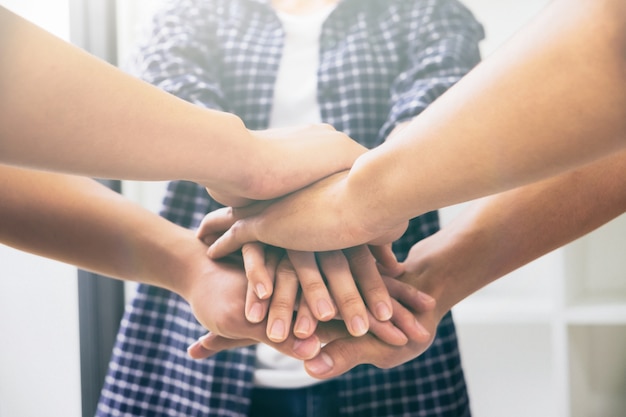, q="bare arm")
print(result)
[202,0,626,255]
[408,151,626,320]
[348,0,626,232]
[301,149,626,378]
[0,164,209,288]
[0,164,323,360]
[0,7,365,202]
